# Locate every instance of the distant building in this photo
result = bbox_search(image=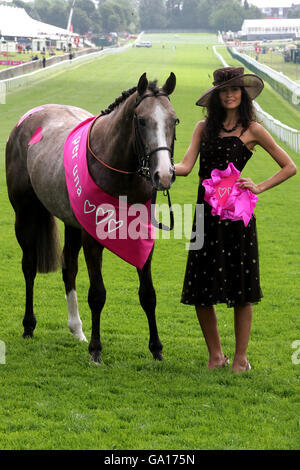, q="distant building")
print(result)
[248,1,300,18]
[239,18,300,40]
[261,6,290,18]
